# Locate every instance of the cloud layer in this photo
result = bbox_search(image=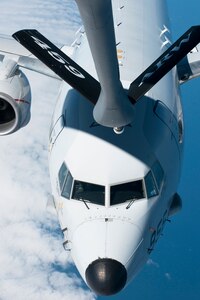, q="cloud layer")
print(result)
[0,1,95,299]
